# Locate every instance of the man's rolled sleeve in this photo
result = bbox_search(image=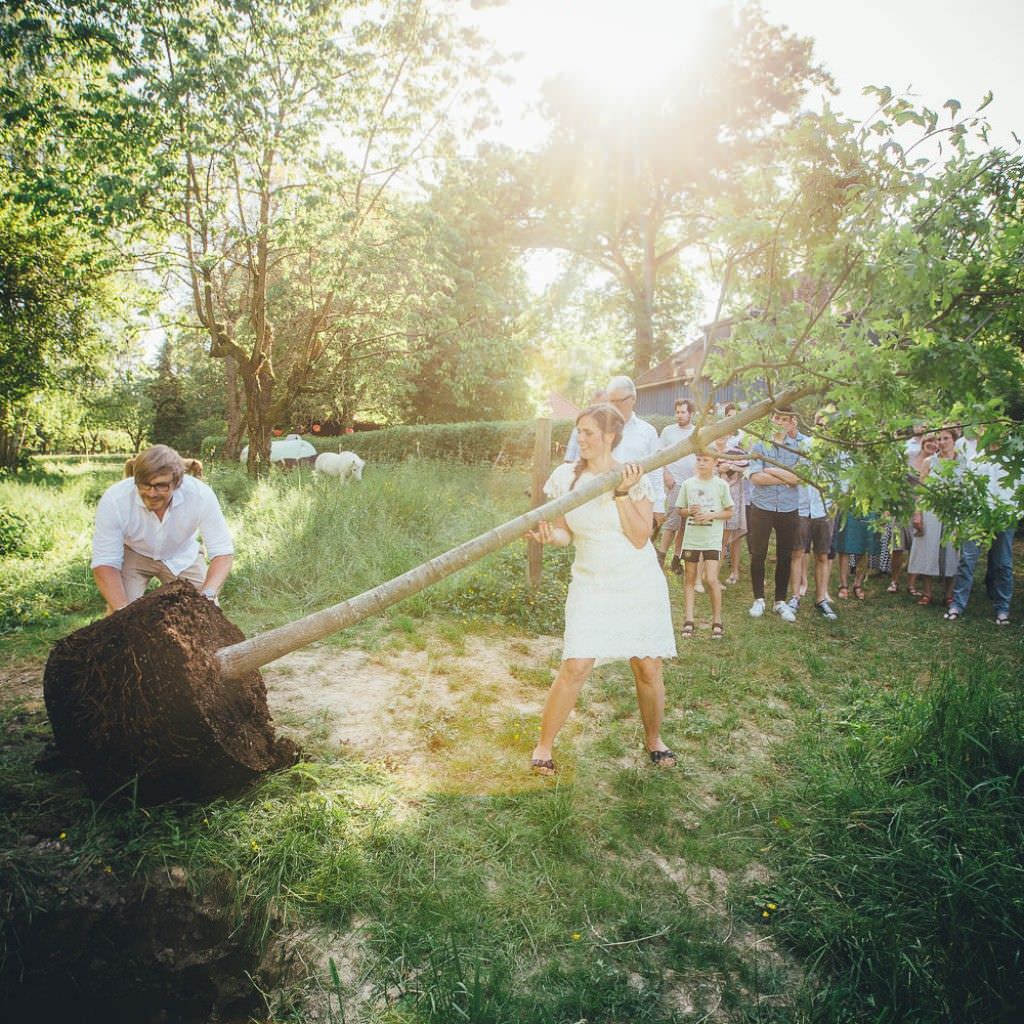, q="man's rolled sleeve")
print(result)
[199,491,234,559]
[90,490,127,570]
